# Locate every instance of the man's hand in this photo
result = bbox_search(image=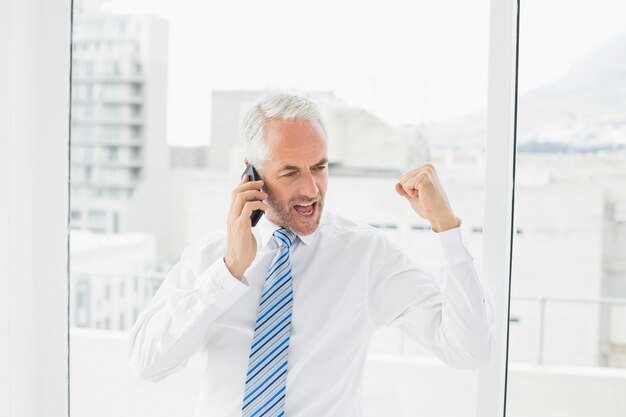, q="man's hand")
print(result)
[224,174,269,279]
[395,163,459,232]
